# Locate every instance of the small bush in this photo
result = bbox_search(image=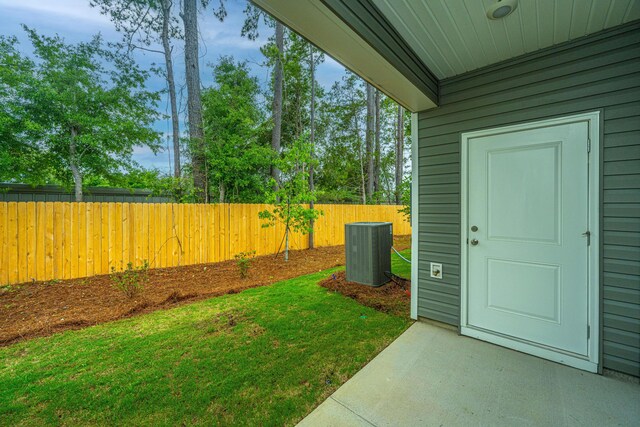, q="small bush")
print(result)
[110,260,149,298]
[234,251,256,278]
